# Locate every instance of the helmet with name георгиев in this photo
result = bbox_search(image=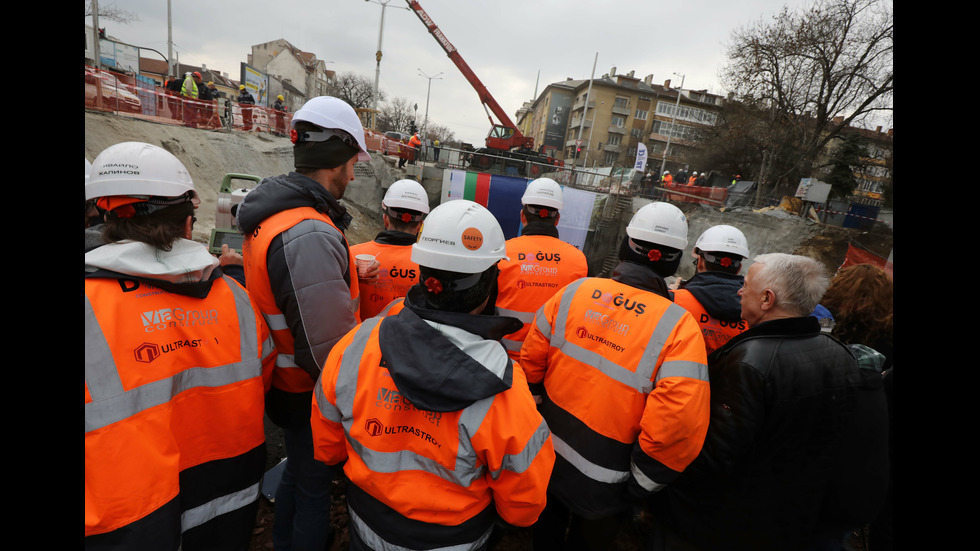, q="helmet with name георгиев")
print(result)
[291,96,371,162]
[411,200,508,274]
[626,202,688,251]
